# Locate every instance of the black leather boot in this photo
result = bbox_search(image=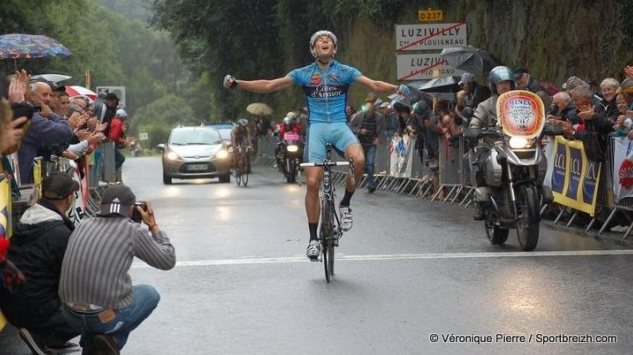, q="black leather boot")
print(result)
[473,203,485,221]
